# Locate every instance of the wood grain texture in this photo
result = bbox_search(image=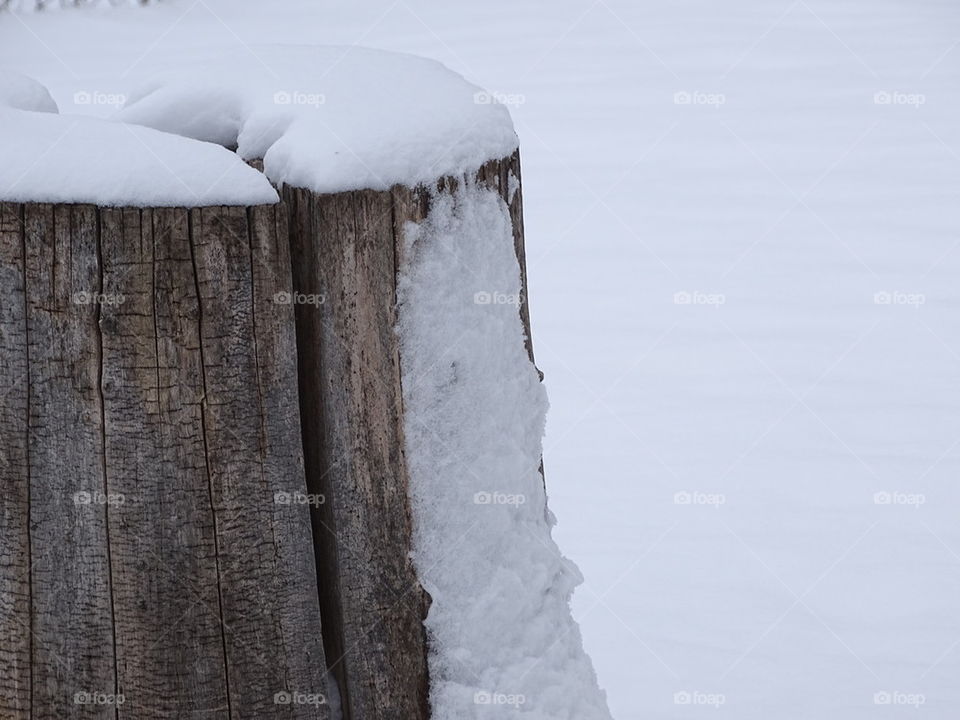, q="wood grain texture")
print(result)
[286,186,430,720]
[0,202,31,719]
[190,206,329,720]
[3,202,332,720]
[98,206,230,720]
[248,204,330,719]
[25,203,117,720]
